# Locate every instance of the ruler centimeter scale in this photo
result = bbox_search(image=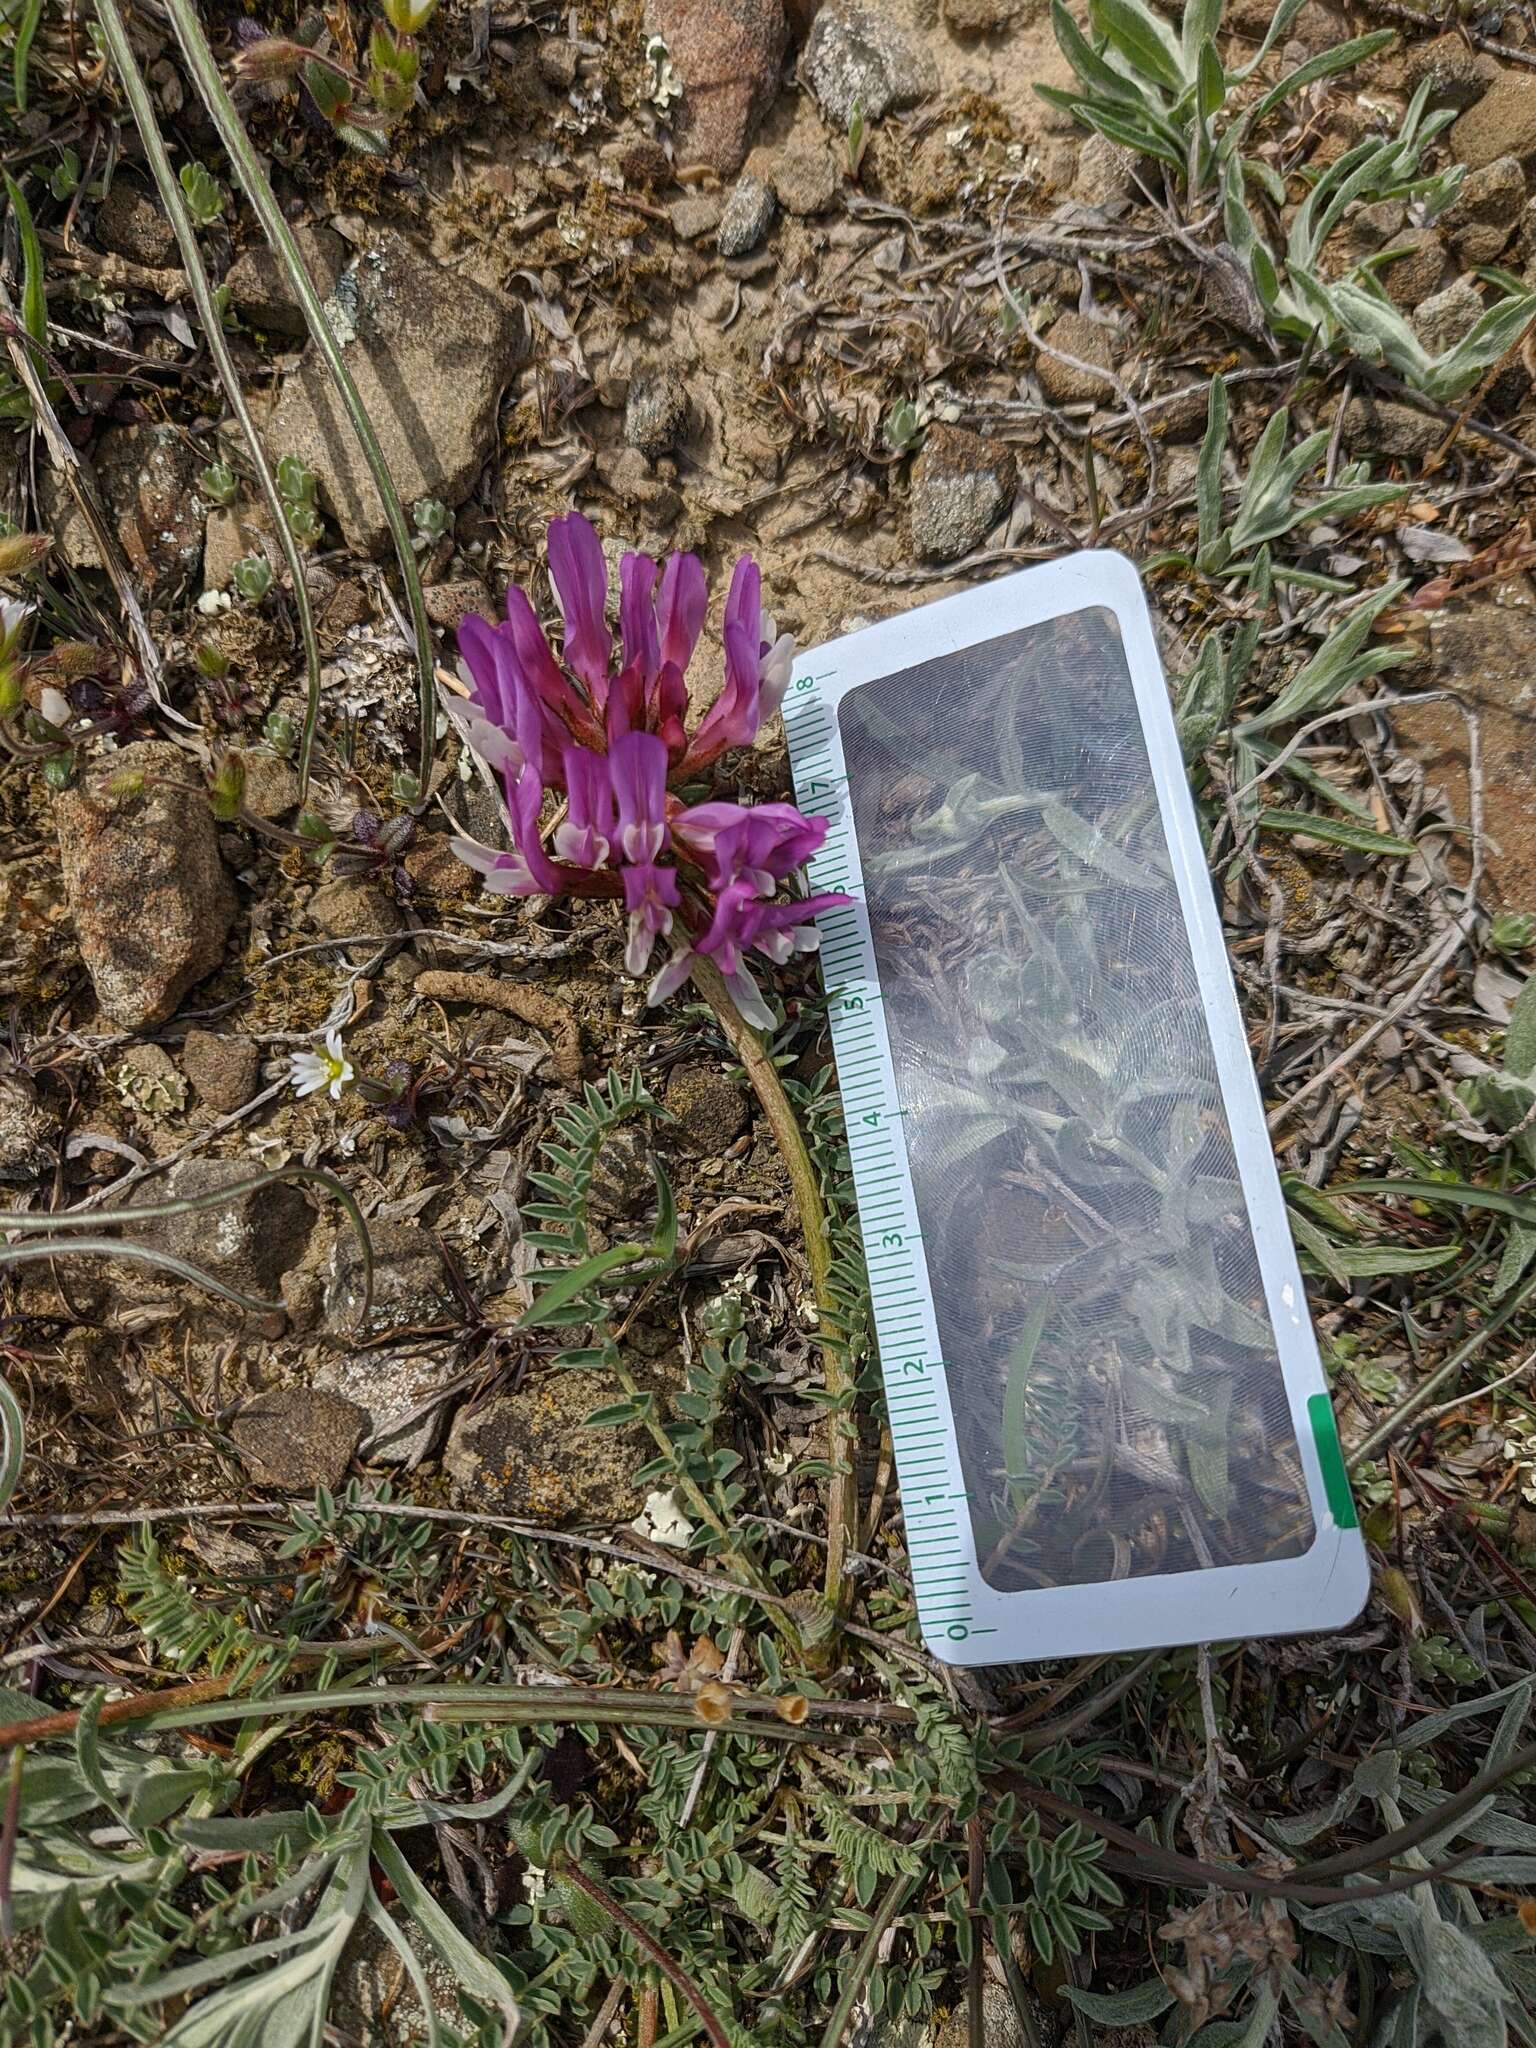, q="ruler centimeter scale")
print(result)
[782,663,992,1653]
